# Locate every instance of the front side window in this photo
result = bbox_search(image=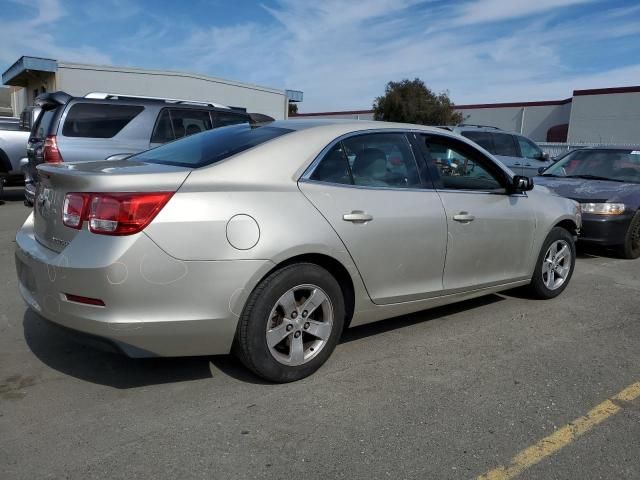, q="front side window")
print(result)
[62,103,143,138]
[517,136,543,159]
[422,135,504,191]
